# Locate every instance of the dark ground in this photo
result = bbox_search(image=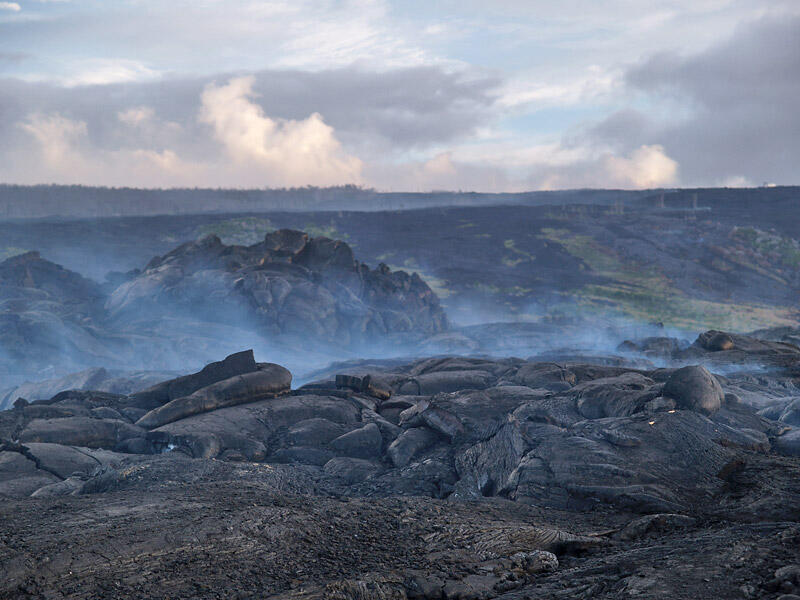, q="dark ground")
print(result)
[2,452,799,599]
